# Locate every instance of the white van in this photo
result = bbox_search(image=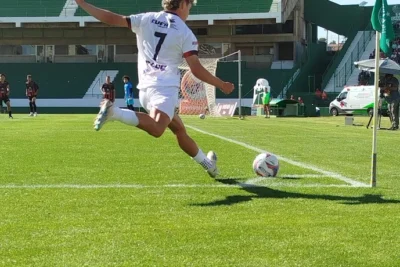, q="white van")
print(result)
[329,86,387,116]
